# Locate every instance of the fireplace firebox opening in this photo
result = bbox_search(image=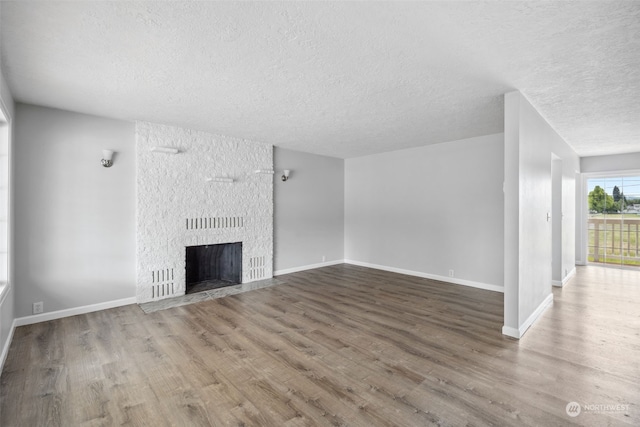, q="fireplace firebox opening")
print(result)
[185,242,242,294]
